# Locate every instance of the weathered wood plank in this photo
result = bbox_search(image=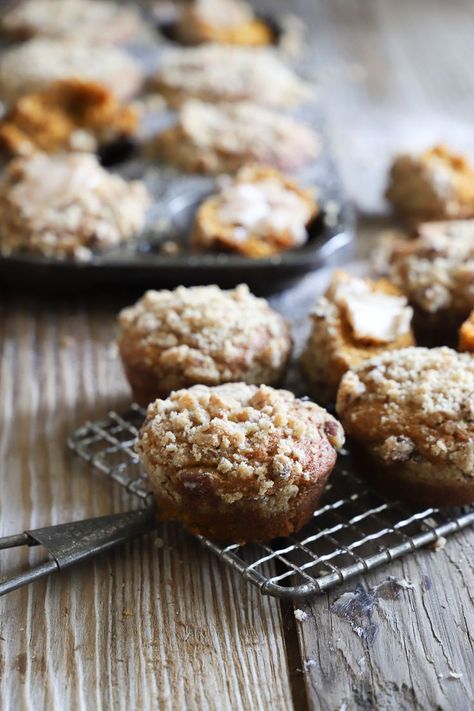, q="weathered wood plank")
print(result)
[0,298,294,711]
